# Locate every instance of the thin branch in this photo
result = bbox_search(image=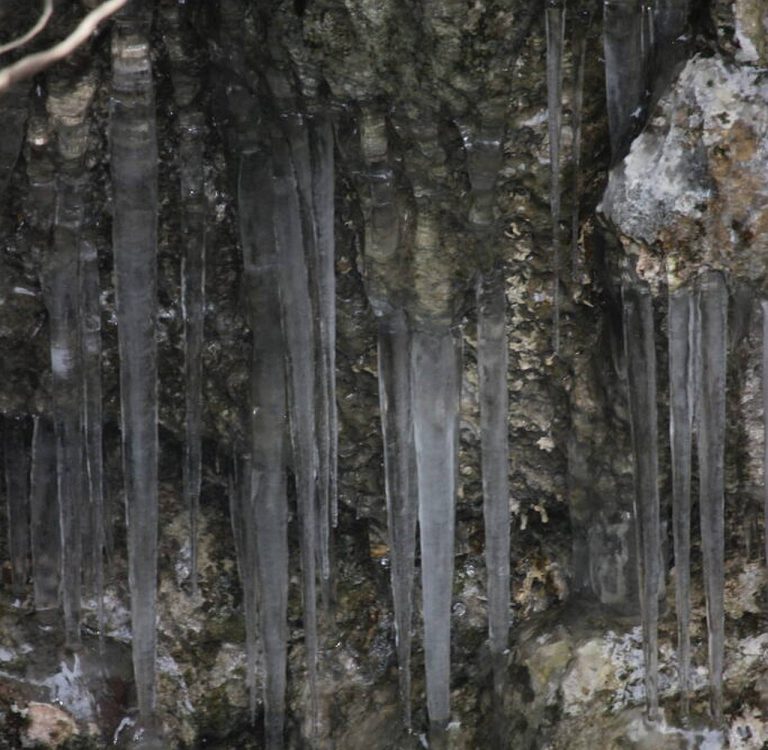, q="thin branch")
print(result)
[0,0,129,94]
[0,0,54,56]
